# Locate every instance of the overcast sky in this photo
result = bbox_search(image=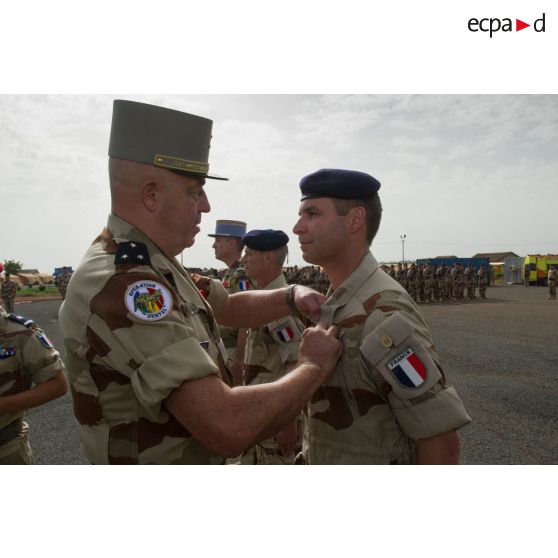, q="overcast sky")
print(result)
[1,94,557,273]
